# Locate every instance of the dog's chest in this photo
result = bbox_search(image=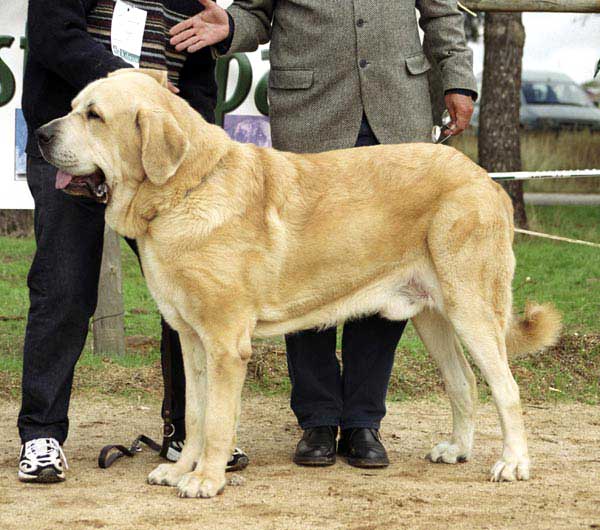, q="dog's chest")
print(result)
[136,240,182,320]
